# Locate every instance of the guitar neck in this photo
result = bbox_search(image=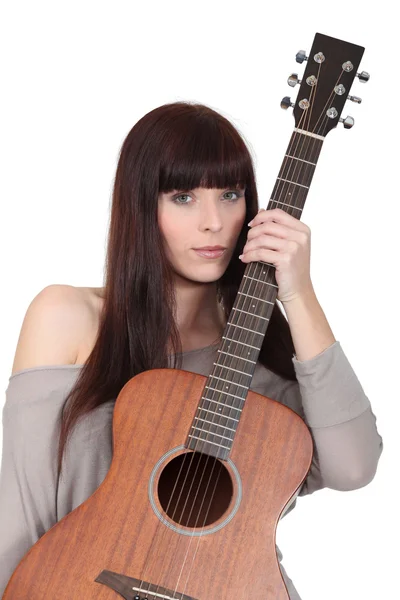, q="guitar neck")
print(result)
[186,31,366,460]
[186,130,325,460]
